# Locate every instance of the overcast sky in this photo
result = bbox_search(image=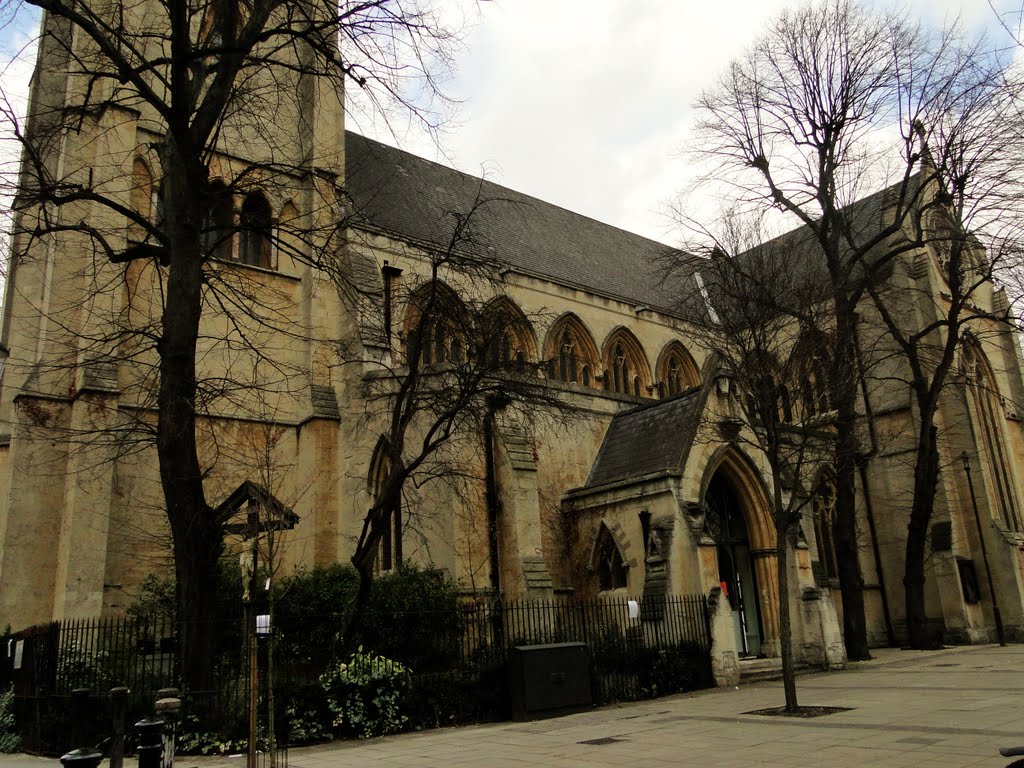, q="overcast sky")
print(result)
[1,0,1019,246]
[349,0,1018,244]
